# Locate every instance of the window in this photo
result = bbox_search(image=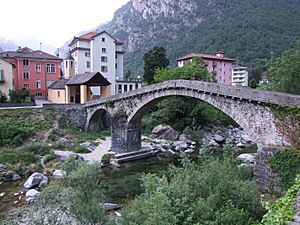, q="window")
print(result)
[129,85,133,91]
[102,48,106,53]
[115,63,117,69]
[86,61,90,68]
[101,66,107,72]
[102,37,105,42]
[124,84,128,92]
[101,56,107,62]
[65,61,68,68]
[115,55,117,59]
[23,83,30,89]
[36,80,41,89]
[35,63,41,72]
[35,93,42,97]
[118,84,122,93]
[46,64,55,73]
[85,52,90,57]
[23,59,29,66]
[23,71,29,80]
[71,61,73,68]
[57,91,60,97]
